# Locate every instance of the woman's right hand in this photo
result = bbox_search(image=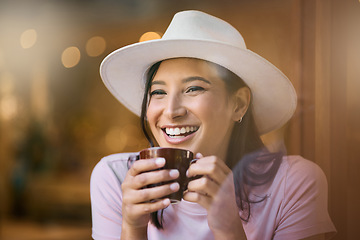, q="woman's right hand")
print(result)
[120,157,180,238]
